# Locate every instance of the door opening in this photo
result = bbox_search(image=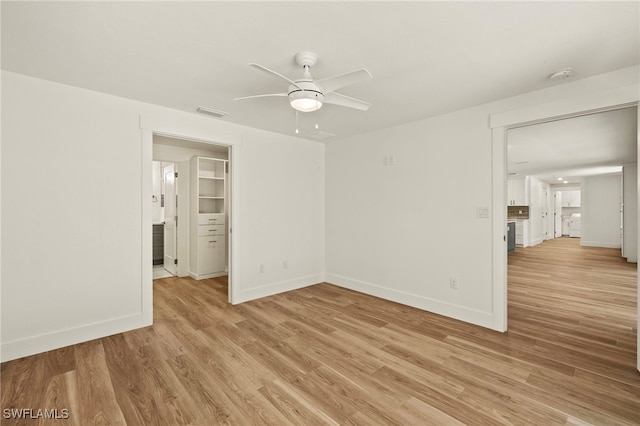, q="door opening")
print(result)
[151,135,232,295]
